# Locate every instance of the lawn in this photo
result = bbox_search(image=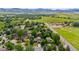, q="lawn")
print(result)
[55,27,79,50]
